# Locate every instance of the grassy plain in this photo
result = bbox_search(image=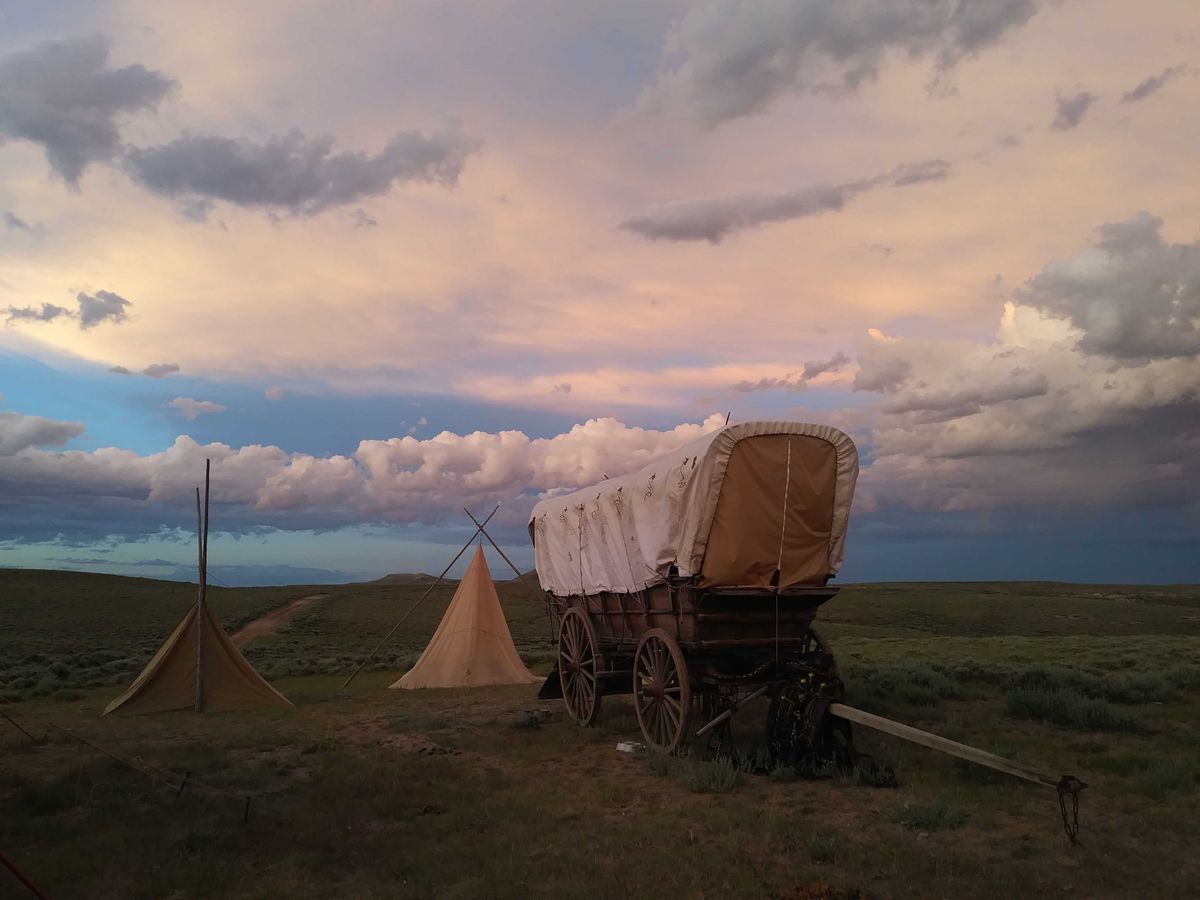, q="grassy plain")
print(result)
[2,571,1199,898]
